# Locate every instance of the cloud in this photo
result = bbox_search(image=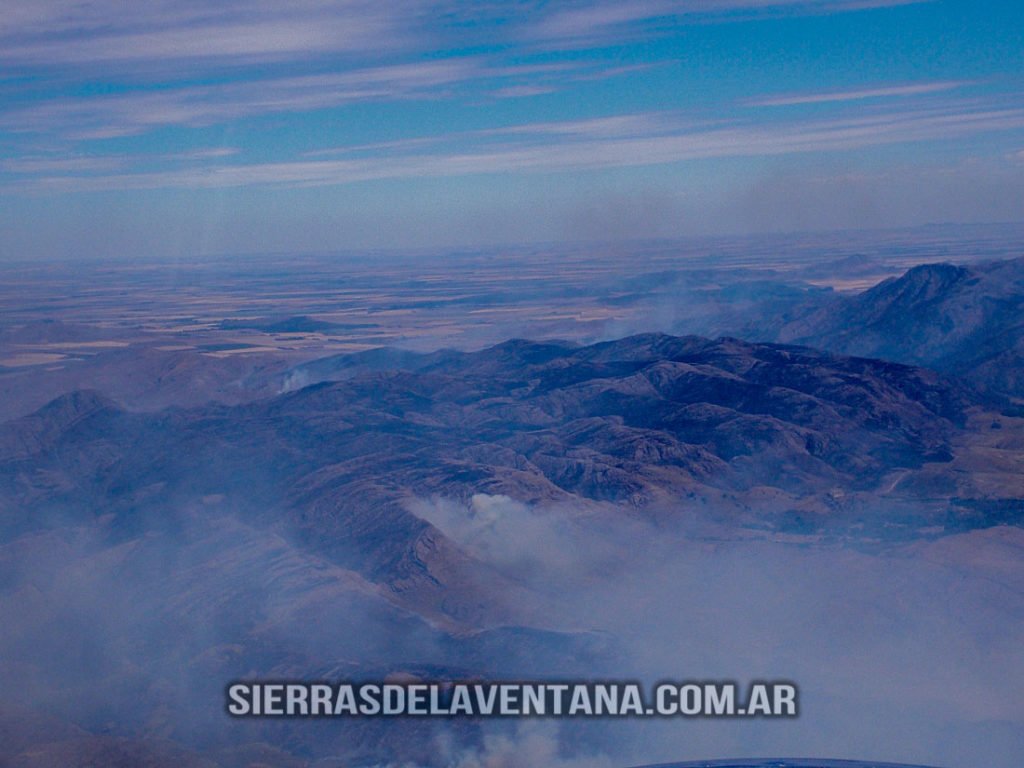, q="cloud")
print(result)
[748,79,973,107]
[0,1,956,155]
[484,113,687,138]
[527,0,932,45]
[0,155,126,174]
[1,57,643,142]
[1,58,491,139]
[14,102,1024,193]
[172,147,240,160]
[0,0,934,74]
[492,84,557,98]
[0,0,421,68]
